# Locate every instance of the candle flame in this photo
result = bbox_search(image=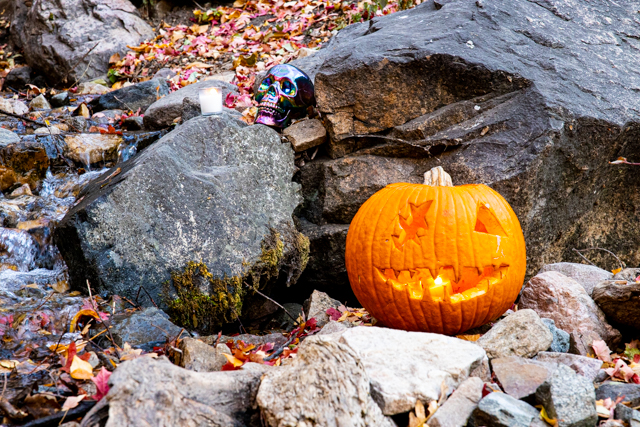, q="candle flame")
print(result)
[434,276,443,285]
